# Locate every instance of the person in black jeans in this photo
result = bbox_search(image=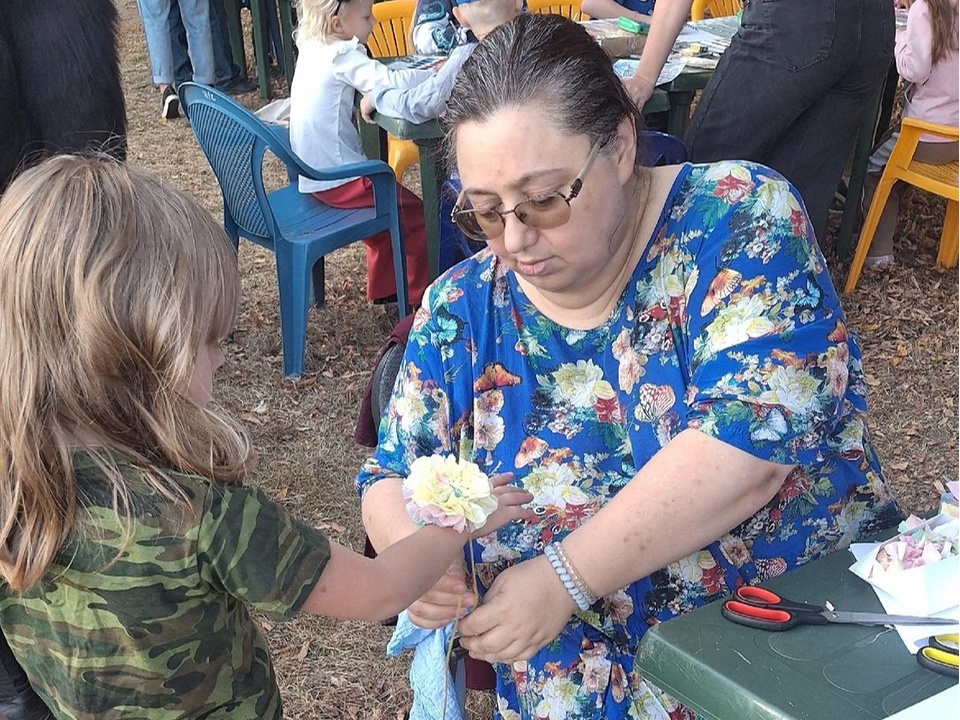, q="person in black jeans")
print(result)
[170,0,257,105]
[623,0,894,247]
[683,0,895,245]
